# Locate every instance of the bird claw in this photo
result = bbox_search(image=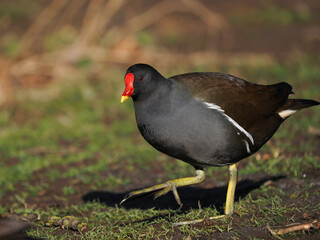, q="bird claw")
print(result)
[119,193,131,205]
